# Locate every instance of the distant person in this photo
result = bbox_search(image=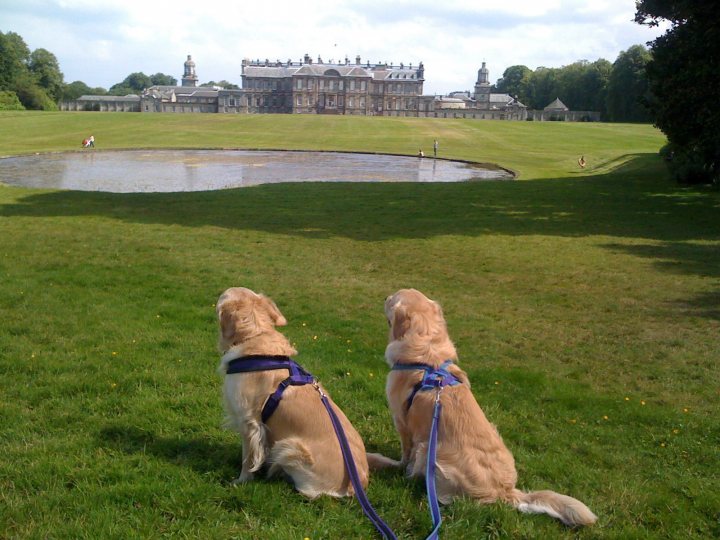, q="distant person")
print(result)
[433,139,438,158]
[418,149,425,158]
[81,138,89,148]
[88,135,95,148]
[578,155,586,168]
